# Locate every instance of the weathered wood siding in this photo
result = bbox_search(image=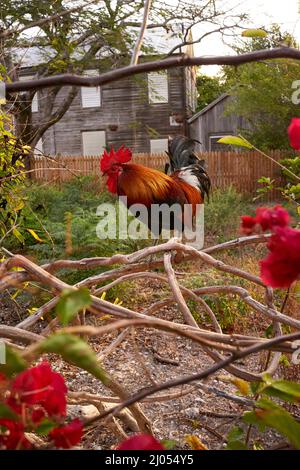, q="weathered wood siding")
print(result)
[189,96,251,151]
[32,67,191,155]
